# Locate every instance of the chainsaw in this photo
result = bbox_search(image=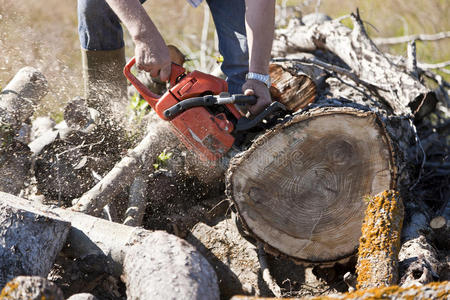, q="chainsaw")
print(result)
[124,58,285,162]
